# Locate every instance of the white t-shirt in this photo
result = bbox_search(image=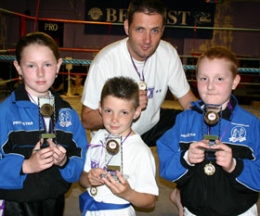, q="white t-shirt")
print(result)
[81,38,190,135]
[83,129,159,216]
